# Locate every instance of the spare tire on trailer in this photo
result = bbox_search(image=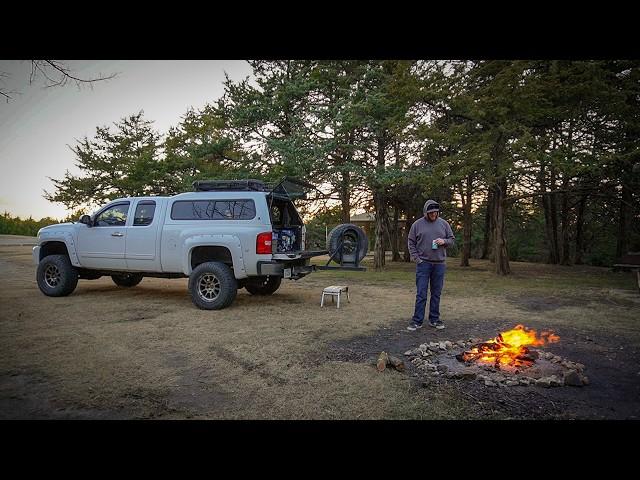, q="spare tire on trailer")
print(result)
[326,223,368,264]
